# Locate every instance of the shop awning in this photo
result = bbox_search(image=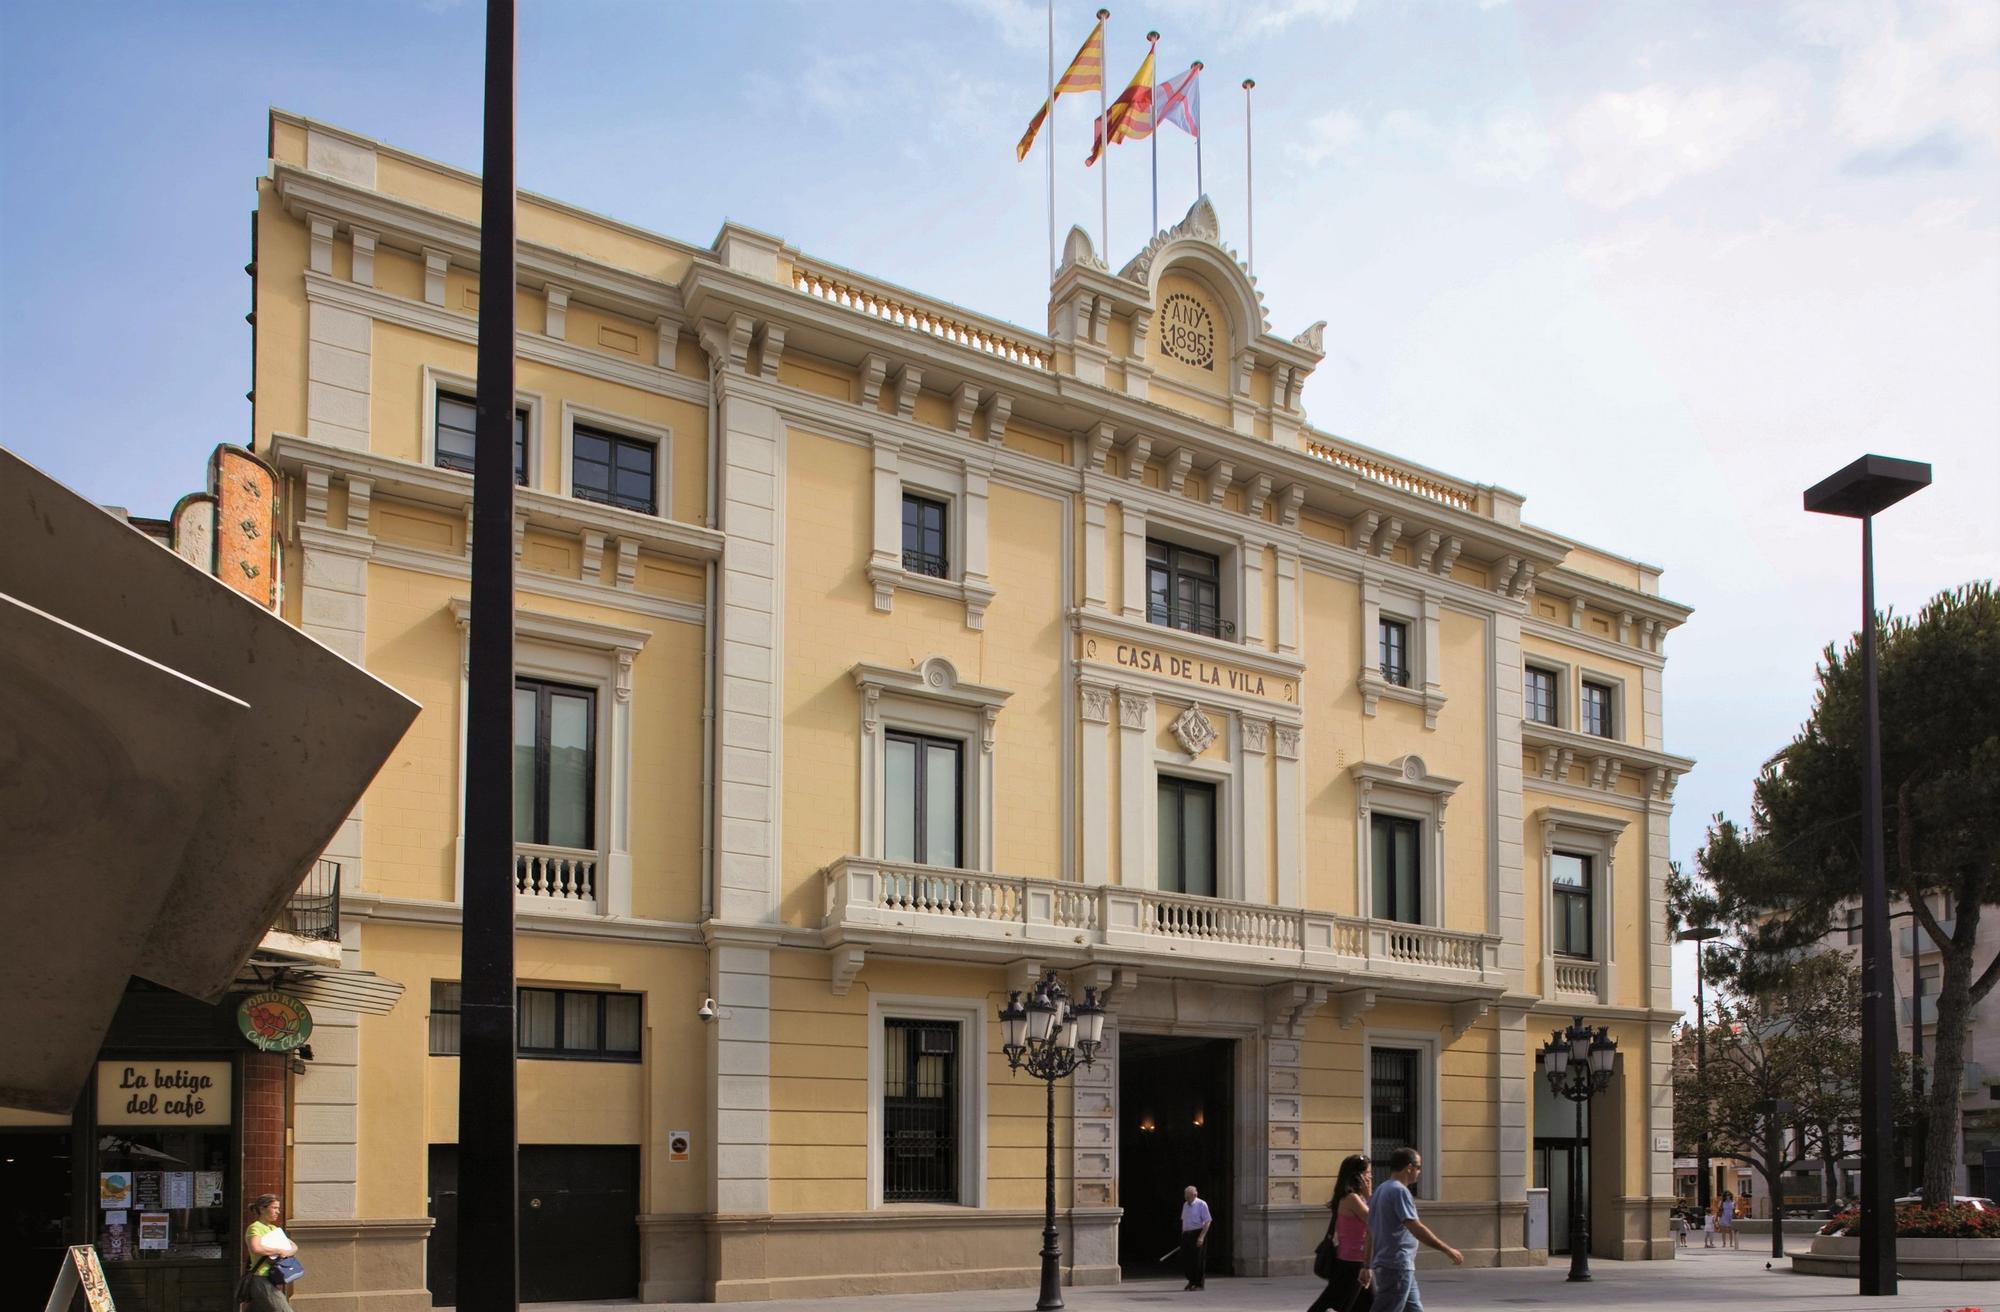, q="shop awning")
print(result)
[256,966,407,1017]
[0,448,419,1113]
